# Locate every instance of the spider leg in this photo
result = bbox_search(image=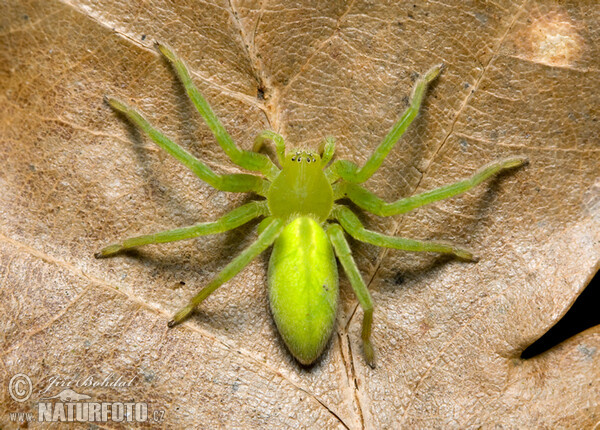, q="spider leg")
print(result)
[326,64,443,184]
[338,157,527,216]
[319,136,336,168]
[168,217,285,326]
[332,205,476,261]
[156,43,279,180]
[253,130,286,167]
[326,223,375,367]
[95,201,269,258]
[107,98,269,195]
